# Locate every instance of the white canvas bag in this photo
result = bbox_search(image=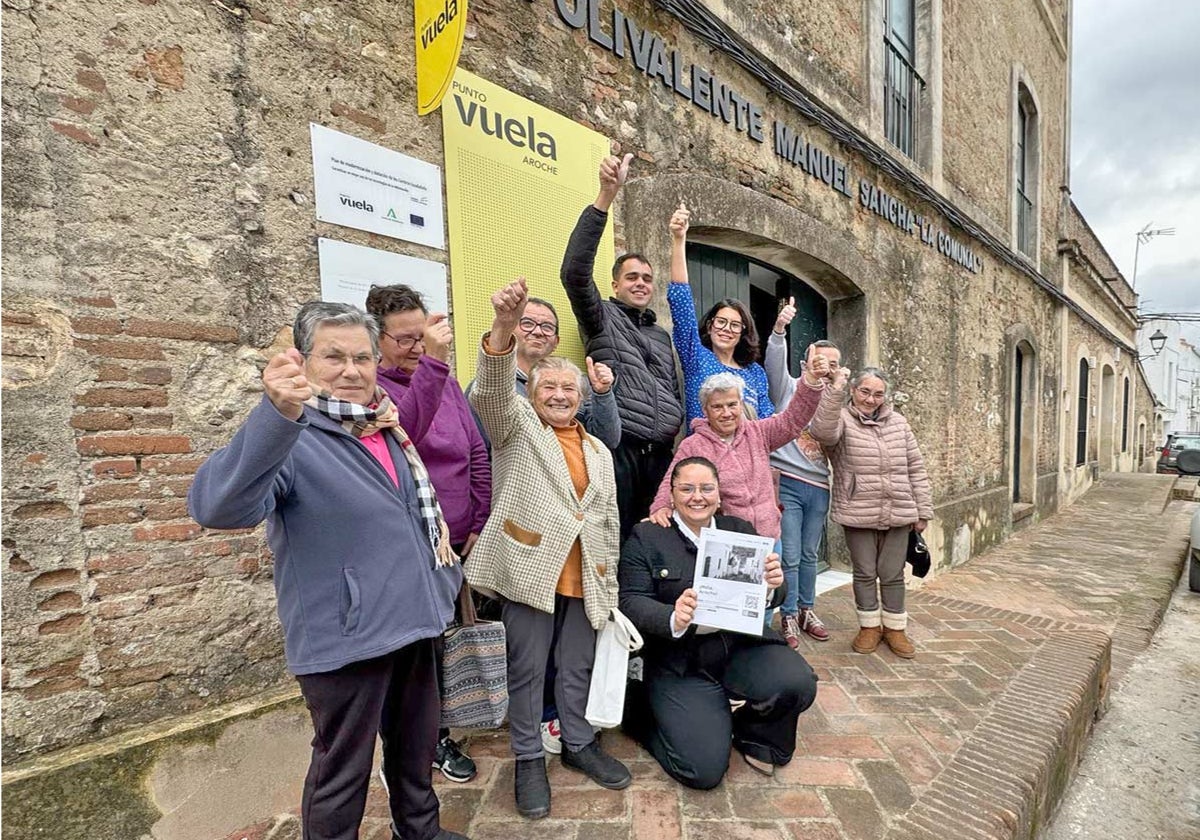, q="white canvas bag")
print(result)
[585,607,644,729]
